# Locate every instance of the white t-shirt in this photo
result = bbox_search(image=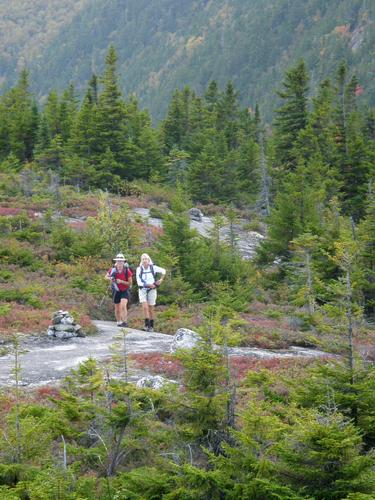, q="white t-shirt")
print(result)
[136,264,166,287]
